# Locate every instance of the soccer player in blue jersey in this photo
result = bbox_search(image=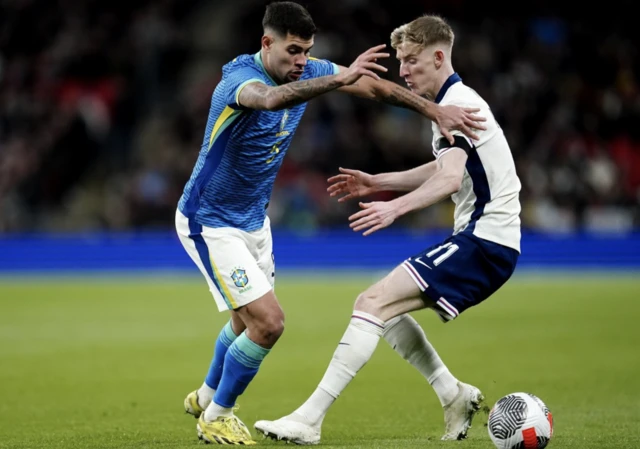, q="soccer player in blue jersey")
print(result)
[175,2,486,445]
